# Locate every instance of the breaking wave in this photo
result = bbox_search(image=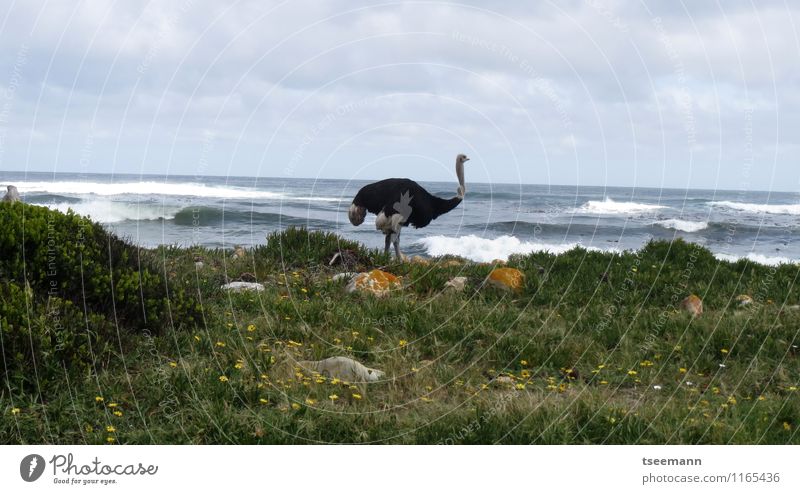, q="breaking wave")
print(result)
[708,201,800,215]
[417,234,620,263]
[574,197,668,215]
